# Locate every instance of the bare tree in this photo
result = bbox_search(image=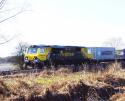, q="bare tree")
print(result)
[14,42,29,69]
[0,0,27,45]
[0,34,19,44]
[16,42,29,56]
[103,37,125,49]
[0,0,26,23]
[0,0,5,9]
